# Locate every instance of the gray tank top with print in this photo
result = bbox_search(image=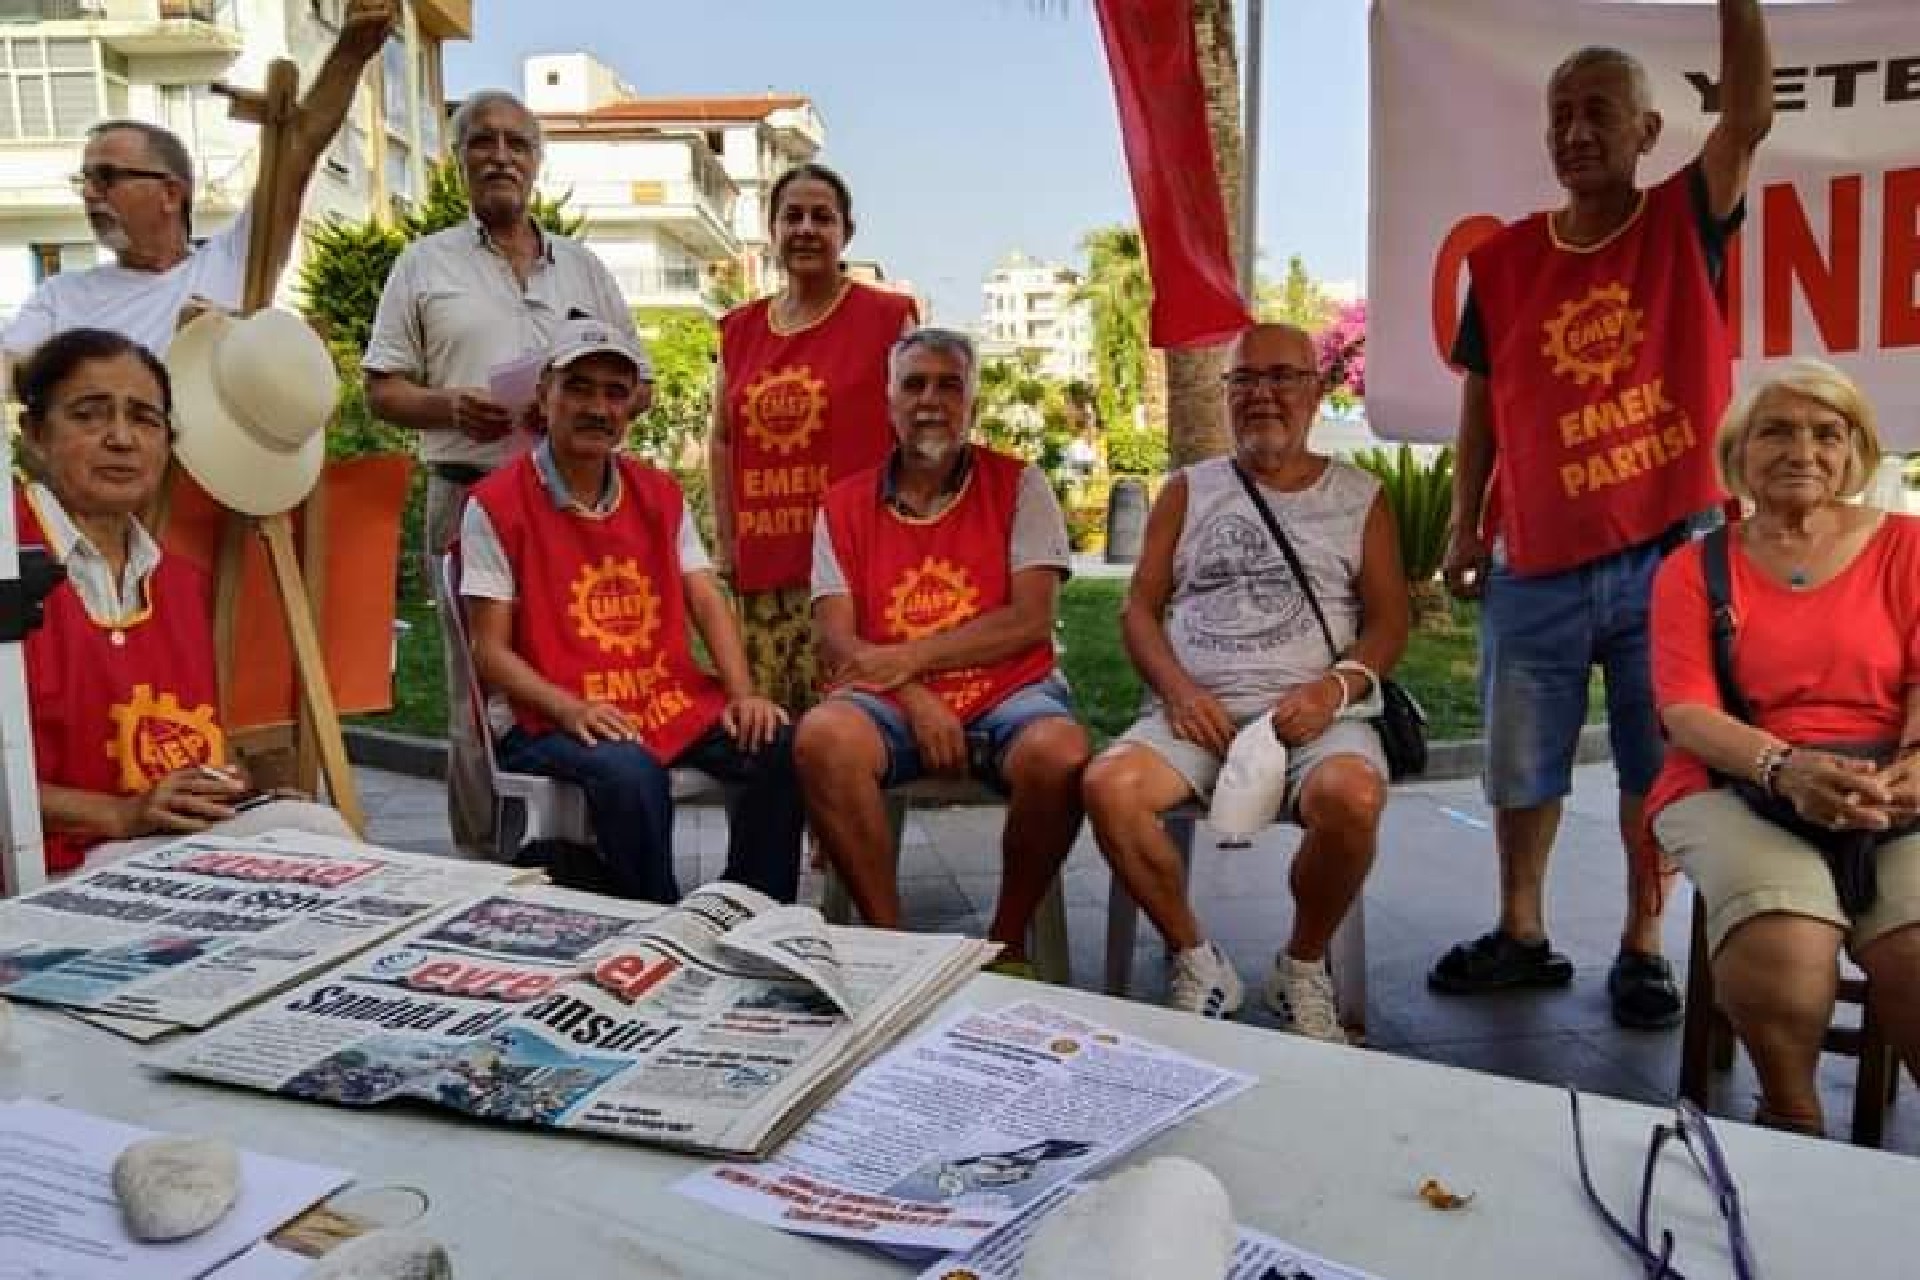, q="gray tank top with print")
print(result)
[1155,455,1380,721]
